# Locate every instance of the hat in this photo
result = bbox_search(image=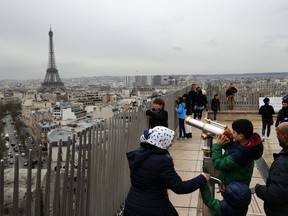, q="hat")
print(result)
[283,94,288,103]
[140,126,175,149]
[232,119,253,139]
[263,97,269,104]
[220,181,251,216]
